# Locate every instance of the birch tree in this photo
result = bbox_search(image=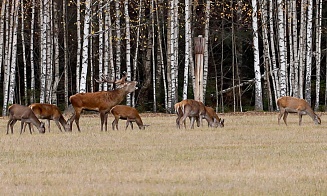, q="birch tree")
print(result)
[76,0,81,92]
[203,0,211,103]
[8,0,19,107]
[2,0,11,115]
[20,0,28,105]
[115,1,121,79]
[98,0,104,91]
[277,0,287,97]
[30,0,36,103]
[305,0,313,103]
[314,0,322,110]
[124,0,132,106]
[252,0,263,110]
[183,0,191,100]
[80,0,92,93]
